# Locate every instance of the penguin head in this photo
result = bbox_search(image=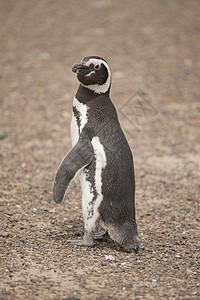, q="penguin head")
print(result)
[72,56,111,94]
